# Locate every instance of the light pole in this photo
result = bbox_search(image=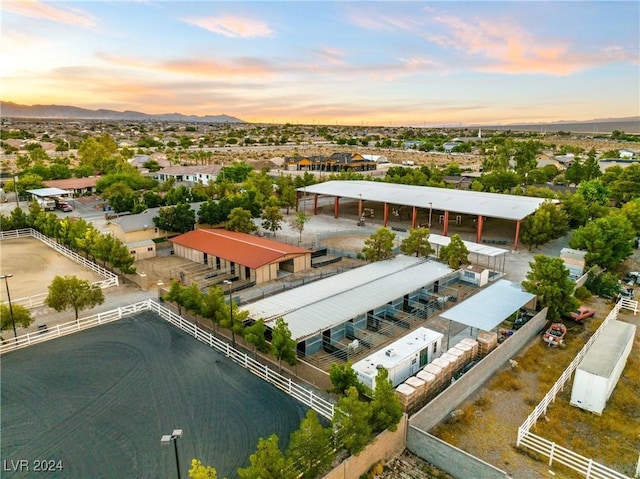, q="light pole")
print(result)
[161,429,183,479]
[13,175,19,208]
[223,280,235,348]
[428,202,433,229]
[0,274,16,341]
